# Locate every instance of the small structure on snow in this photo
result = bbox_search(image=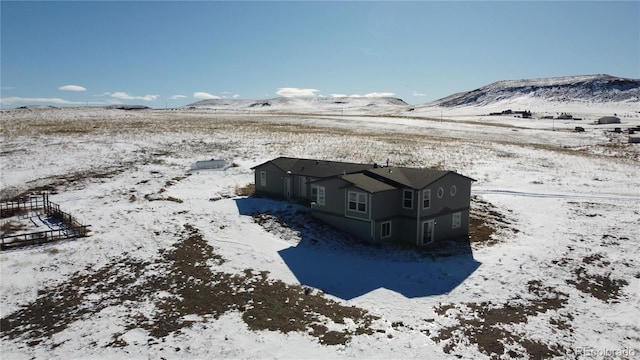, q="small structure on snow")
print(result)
[106,105,150,110]
[193,159,229,170]
[598,116,621,124]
